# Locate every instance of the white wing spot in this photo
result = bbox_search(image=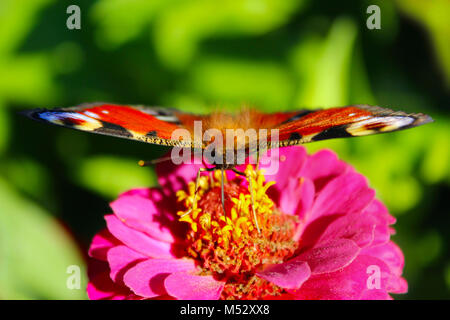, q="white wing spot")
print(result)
[84,111,100,119]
